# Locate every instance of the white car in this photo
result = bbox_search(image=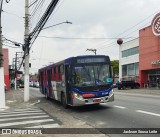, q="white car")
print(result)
[35,82,39,88]
[29,82,34,87]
